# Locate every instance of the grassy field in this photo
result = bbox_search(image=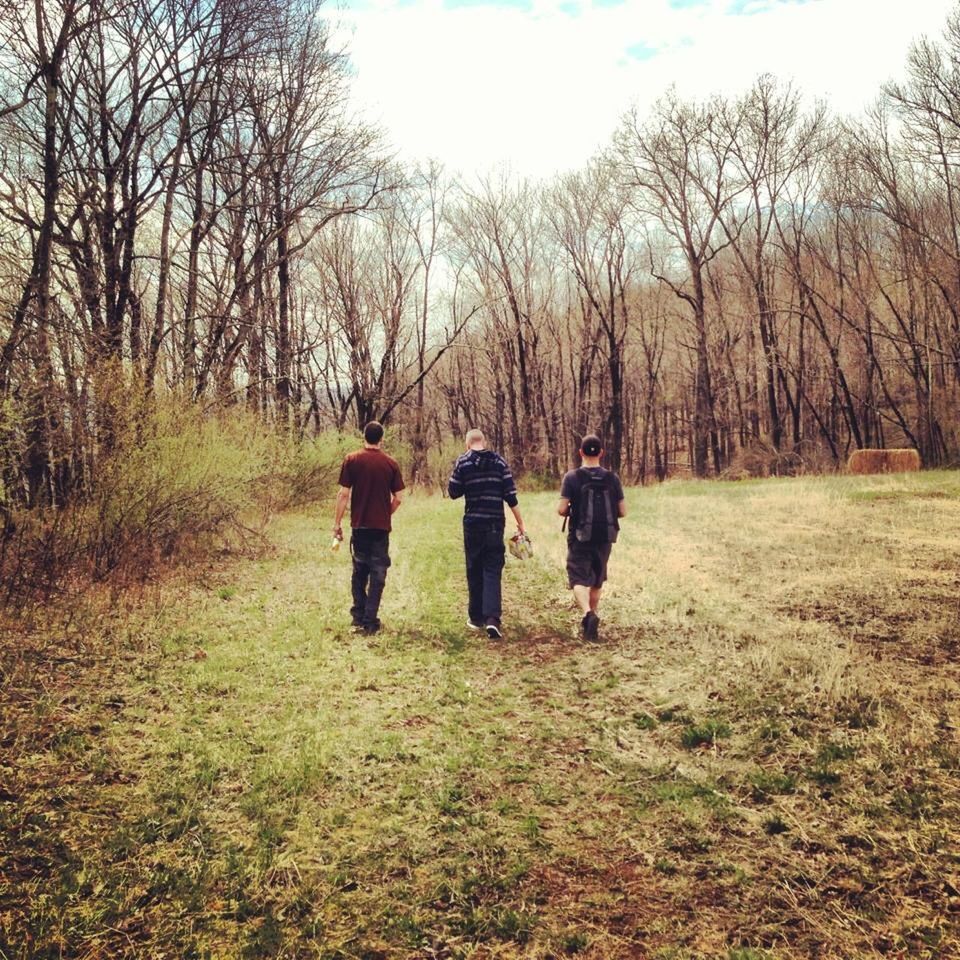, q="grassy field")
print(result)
[2,471,959,959]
